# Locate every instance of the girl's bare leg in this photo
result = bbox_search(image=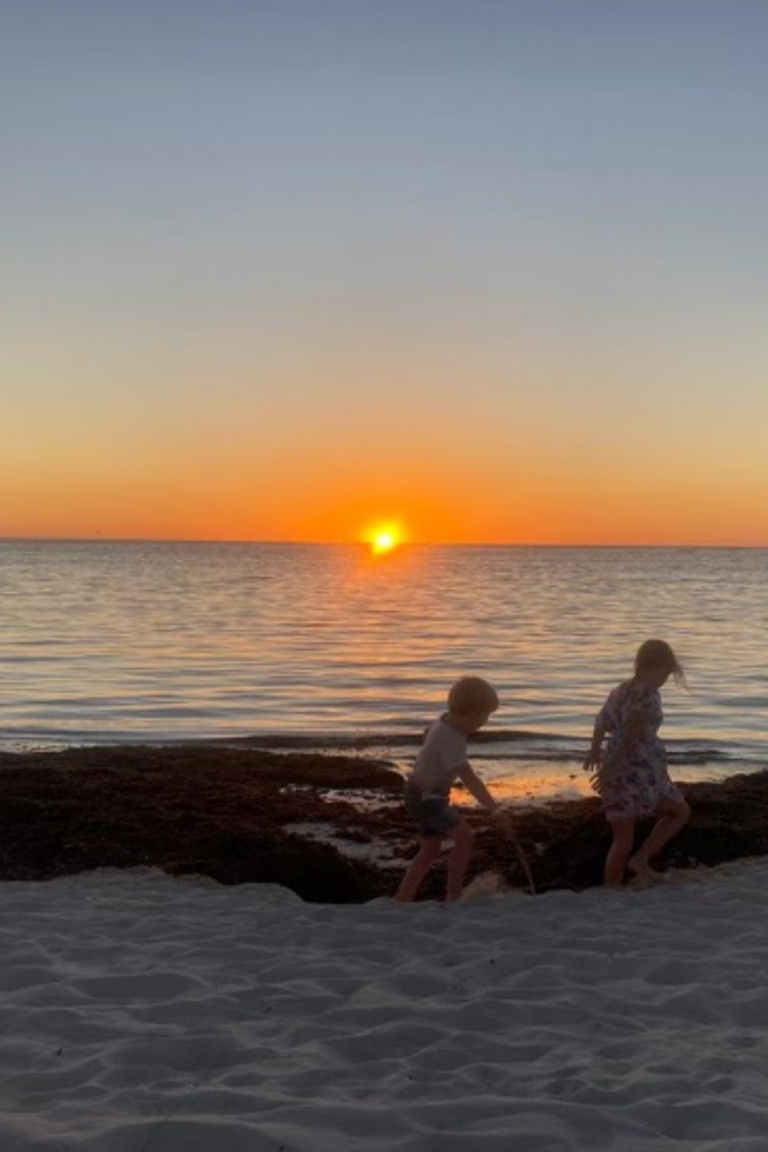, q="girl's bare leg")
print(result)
[628,798,691,881]
[445,820,474,902]
[605,817,635,887]
[395,836,442,902]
